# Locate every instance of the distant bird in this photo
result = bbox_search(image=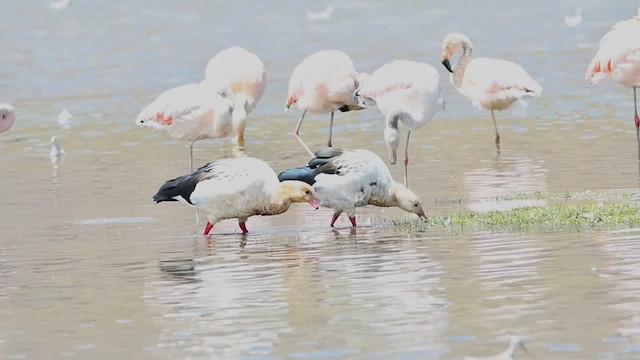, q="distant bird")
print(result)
[564,7,583,27]
[441,32,543,150]
[153,157,318,235]
[464,336,527,360]
[586,7,640,142]
[306,5,334,21]
[136,82,234,171]
[49,136,65,166]
[356,60,441,186]
[278,148,426,227]
[203,46,266,146]
[286,49,365,156]
[49,0,70,10]
[57,108,73,128]
[0,104,16,135]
